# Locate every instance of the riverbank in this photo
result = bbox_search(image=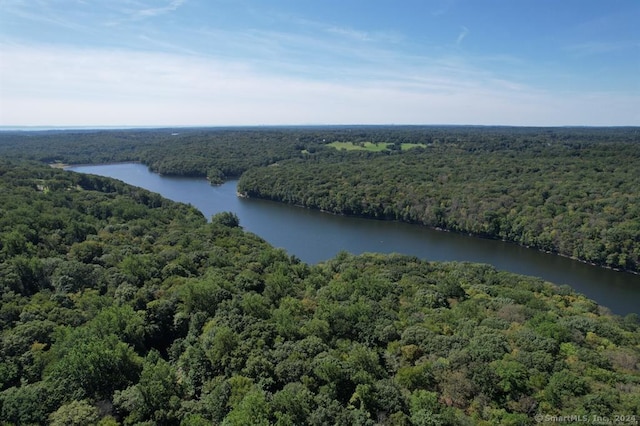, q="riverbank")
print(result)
[238,190,640,277]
